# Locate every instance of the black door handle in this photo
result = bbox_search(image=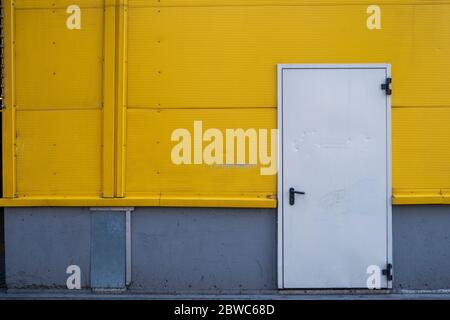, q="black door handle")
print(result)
[289,187,305,205]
